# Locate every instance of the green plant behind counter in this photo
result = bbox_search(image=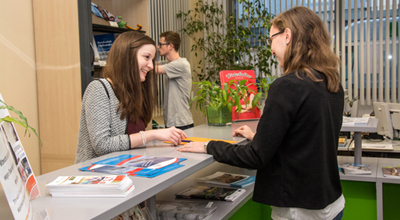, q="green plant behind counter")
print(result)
[177,0,277,83]
[191,79,257,117]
